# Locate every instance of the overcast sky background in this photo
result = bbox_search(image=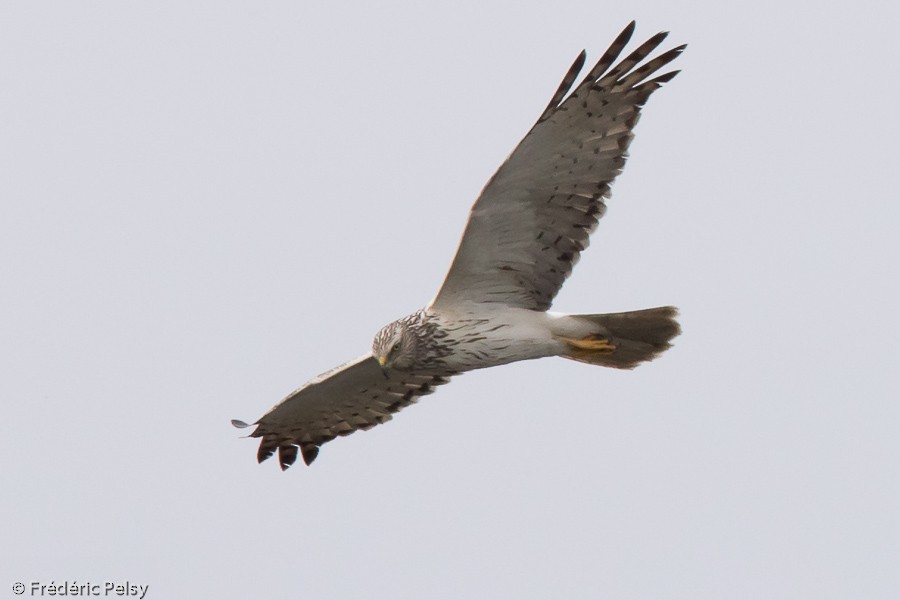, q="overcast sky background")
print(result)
[2,1,899,599]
